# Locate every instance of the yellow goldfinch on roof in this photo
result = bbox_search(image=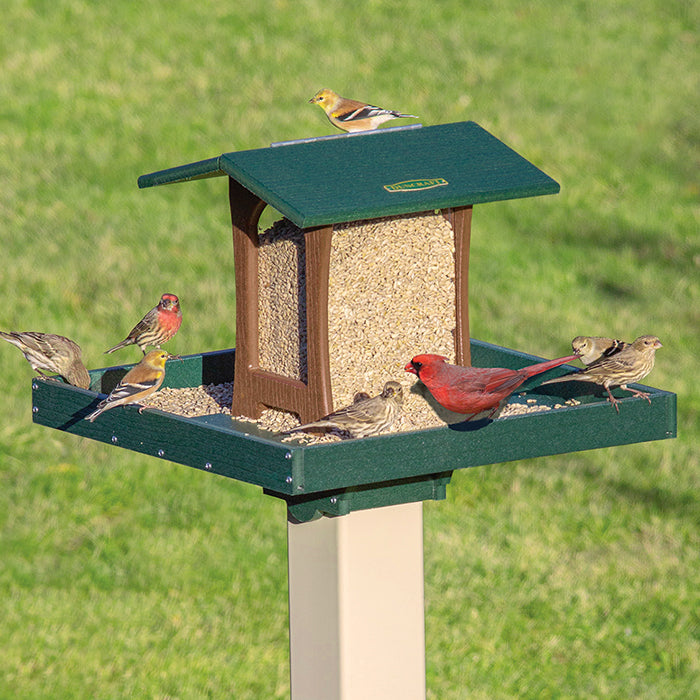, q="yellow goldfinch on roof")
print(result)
[309,88,418,133]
